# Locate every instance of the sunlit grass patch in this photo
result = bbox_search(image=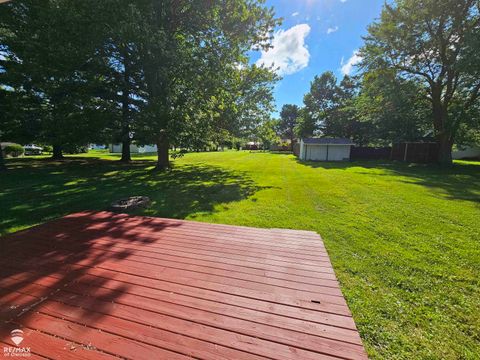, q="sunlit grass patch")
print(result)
[1,150,479,359]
